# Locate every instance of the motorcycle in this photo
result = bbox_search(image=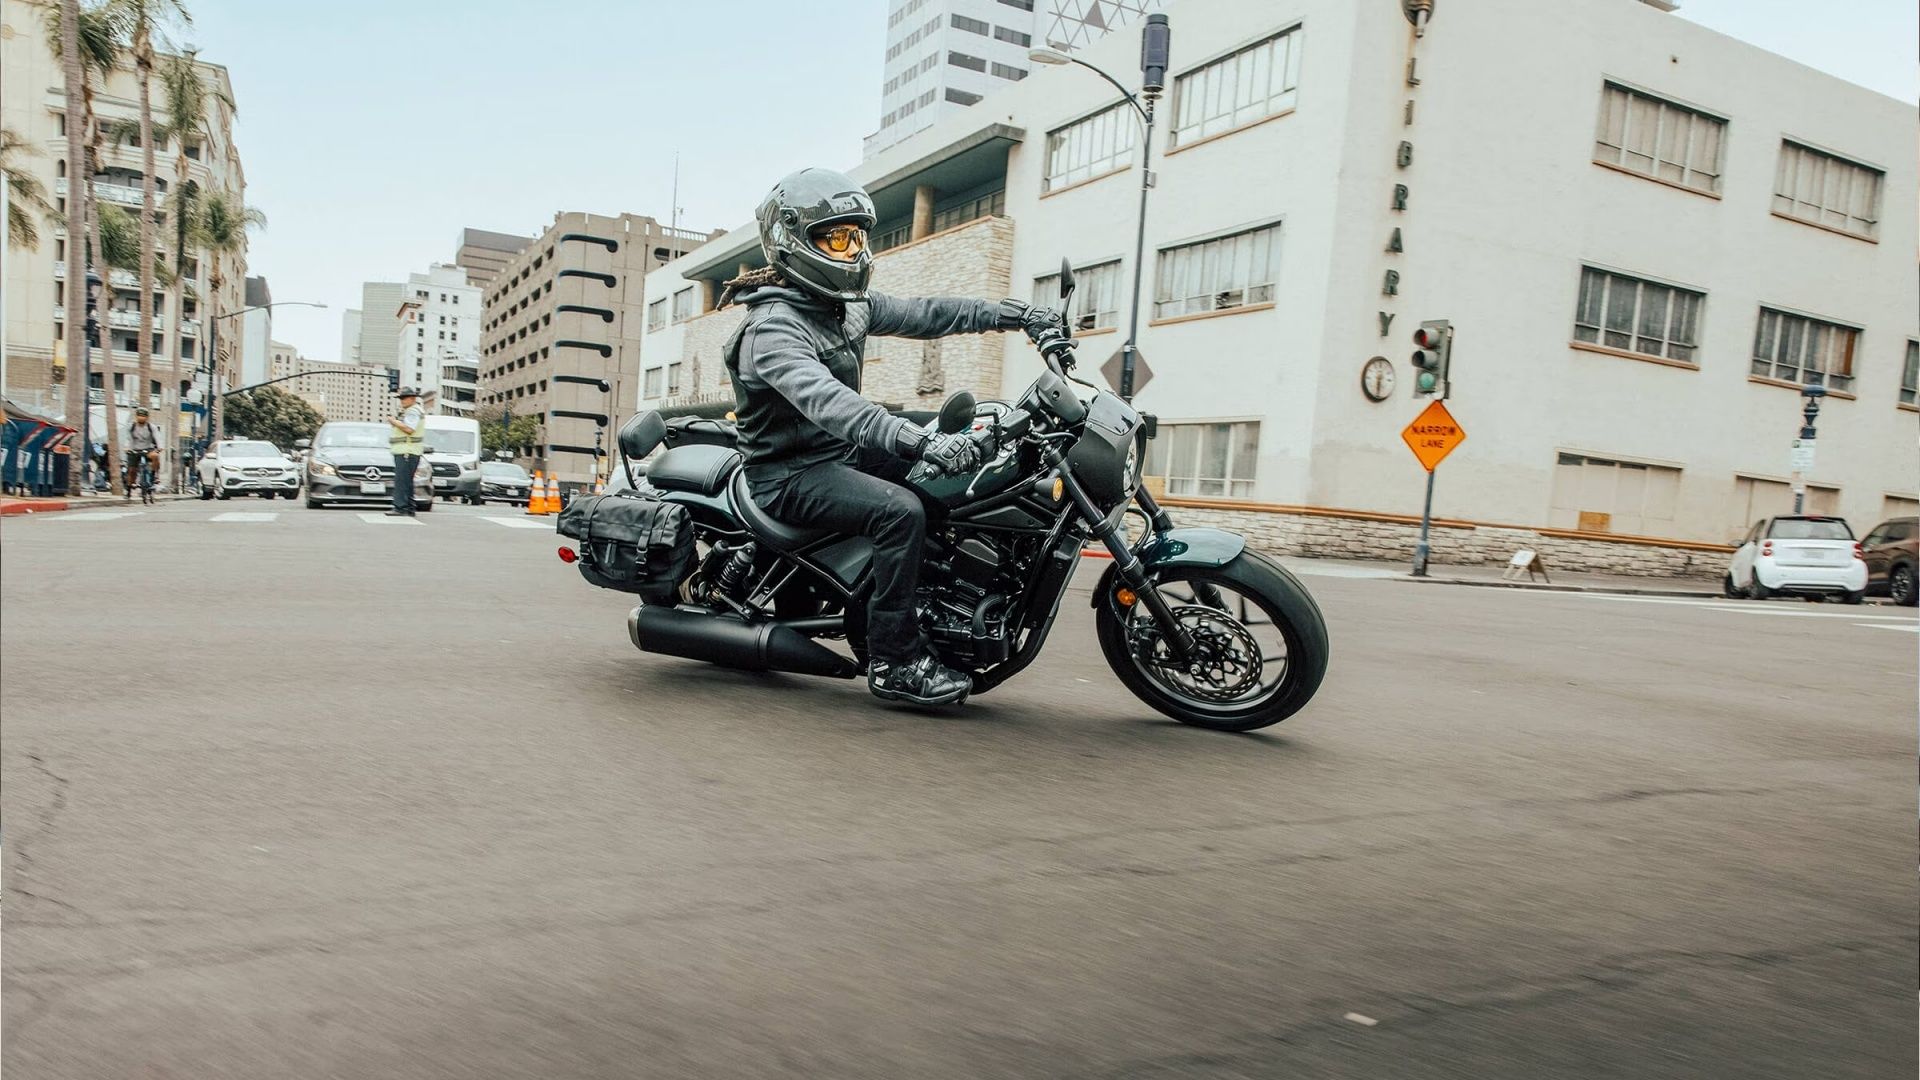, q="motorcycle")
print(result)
[566,260,1330,730]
